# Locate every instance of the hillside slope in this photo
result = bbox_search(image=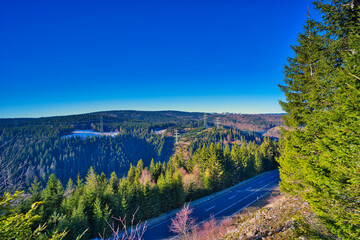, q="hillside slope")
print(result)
[183,188,336,240]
